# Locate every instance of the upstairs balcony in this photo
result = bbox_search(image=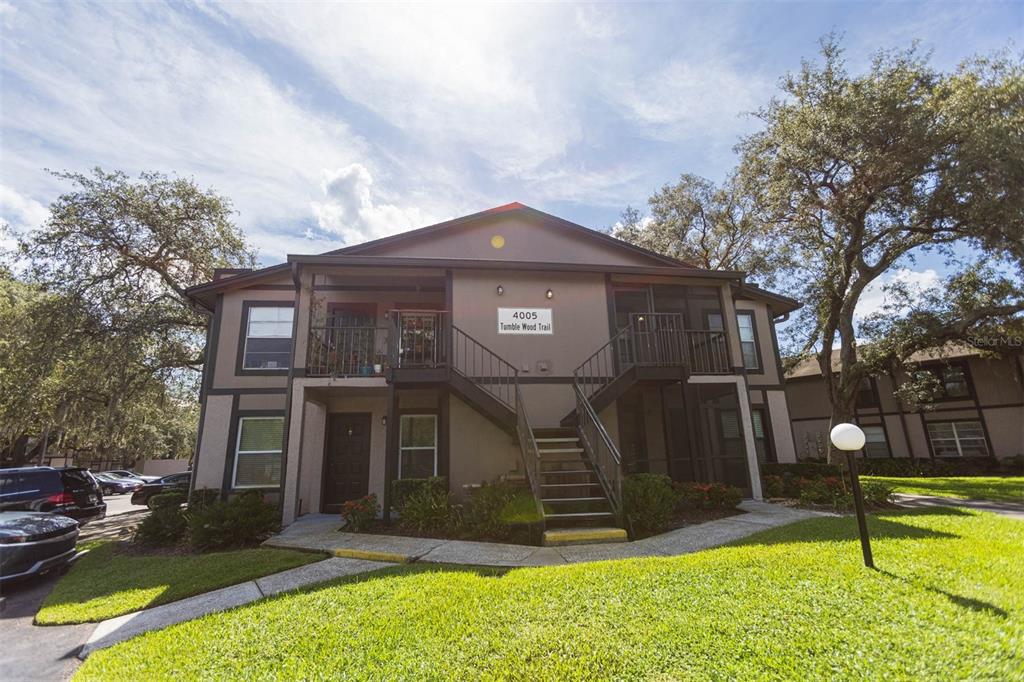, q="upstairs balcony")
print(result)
[306,310,447,379]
